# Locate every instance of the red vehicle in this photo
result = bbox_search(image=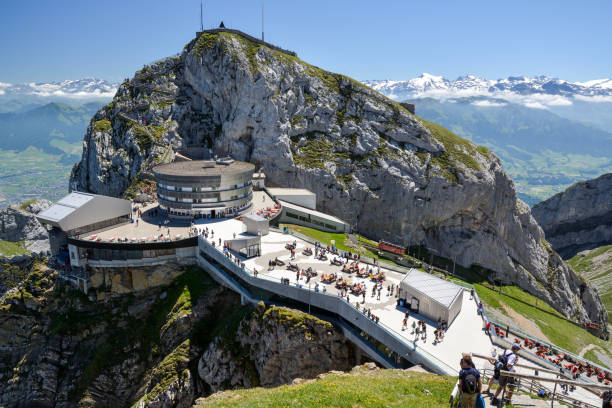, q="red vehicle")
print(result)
[378,240,406,255]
